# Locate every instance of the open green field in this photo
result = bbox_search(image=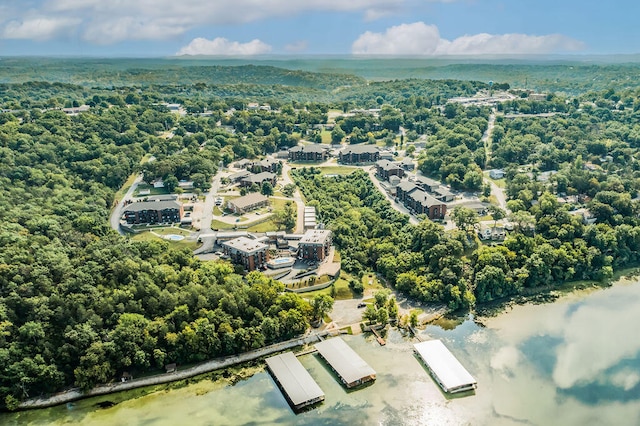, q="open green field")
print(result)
[317,166,358,175]
[131,229,201,251]
[301,274,354,301]
[134,184,170,197]
[321,129,332,143]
